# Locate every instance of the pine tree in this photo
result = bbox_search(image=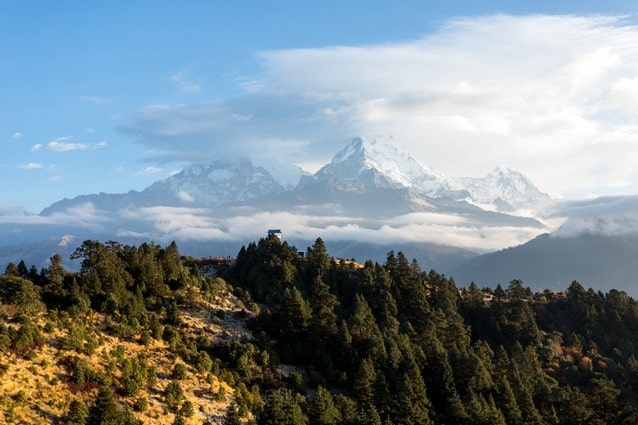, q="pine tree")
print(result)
[4,262,19,277]
[310,386,341,425]
[494,347,522,425]
[310,275,339,341]
[392,358,432,425]
[353,358,377,406]
[509,362,542,425]
[225,401,243,425]
[389,252,430,332]
[87,386,141,425]
[63,399,89,425]
[280,287,312,335]
[15,260,28,278]
[357,404,382,425]
[260,389,306,425]
[307,237,331,277]
[349,295,386,361]
[587,378,622,424]
[44,253,66,289]
[361,264,399,334]
[423,336,466,423]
